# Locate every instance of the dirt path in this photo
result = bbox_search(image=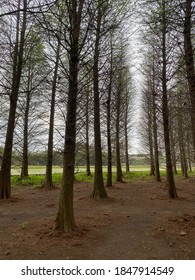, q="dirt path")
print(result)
[0,178,194,260]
